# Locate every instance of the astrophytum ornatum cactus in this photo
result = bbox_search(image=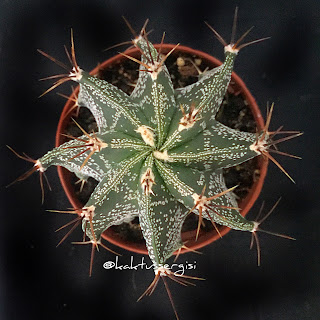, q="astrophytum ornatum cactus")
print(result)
[10,16,301,318]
